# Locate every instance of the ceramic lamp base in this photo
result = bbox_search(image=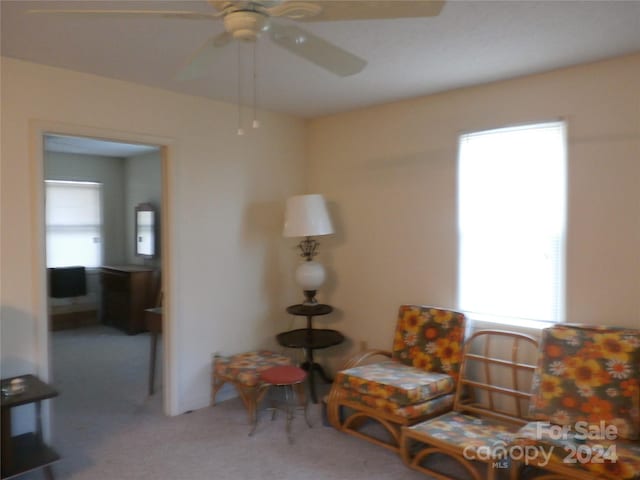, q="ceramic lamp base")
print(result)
[295,260,326,304]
